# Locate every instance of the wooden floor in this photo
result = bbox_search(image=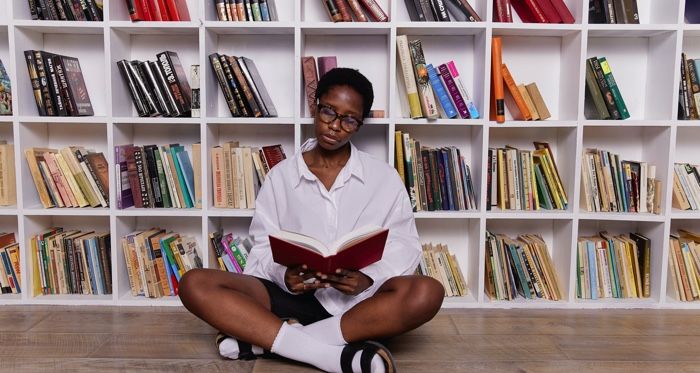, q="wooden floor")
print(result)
[1,306,700,373]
